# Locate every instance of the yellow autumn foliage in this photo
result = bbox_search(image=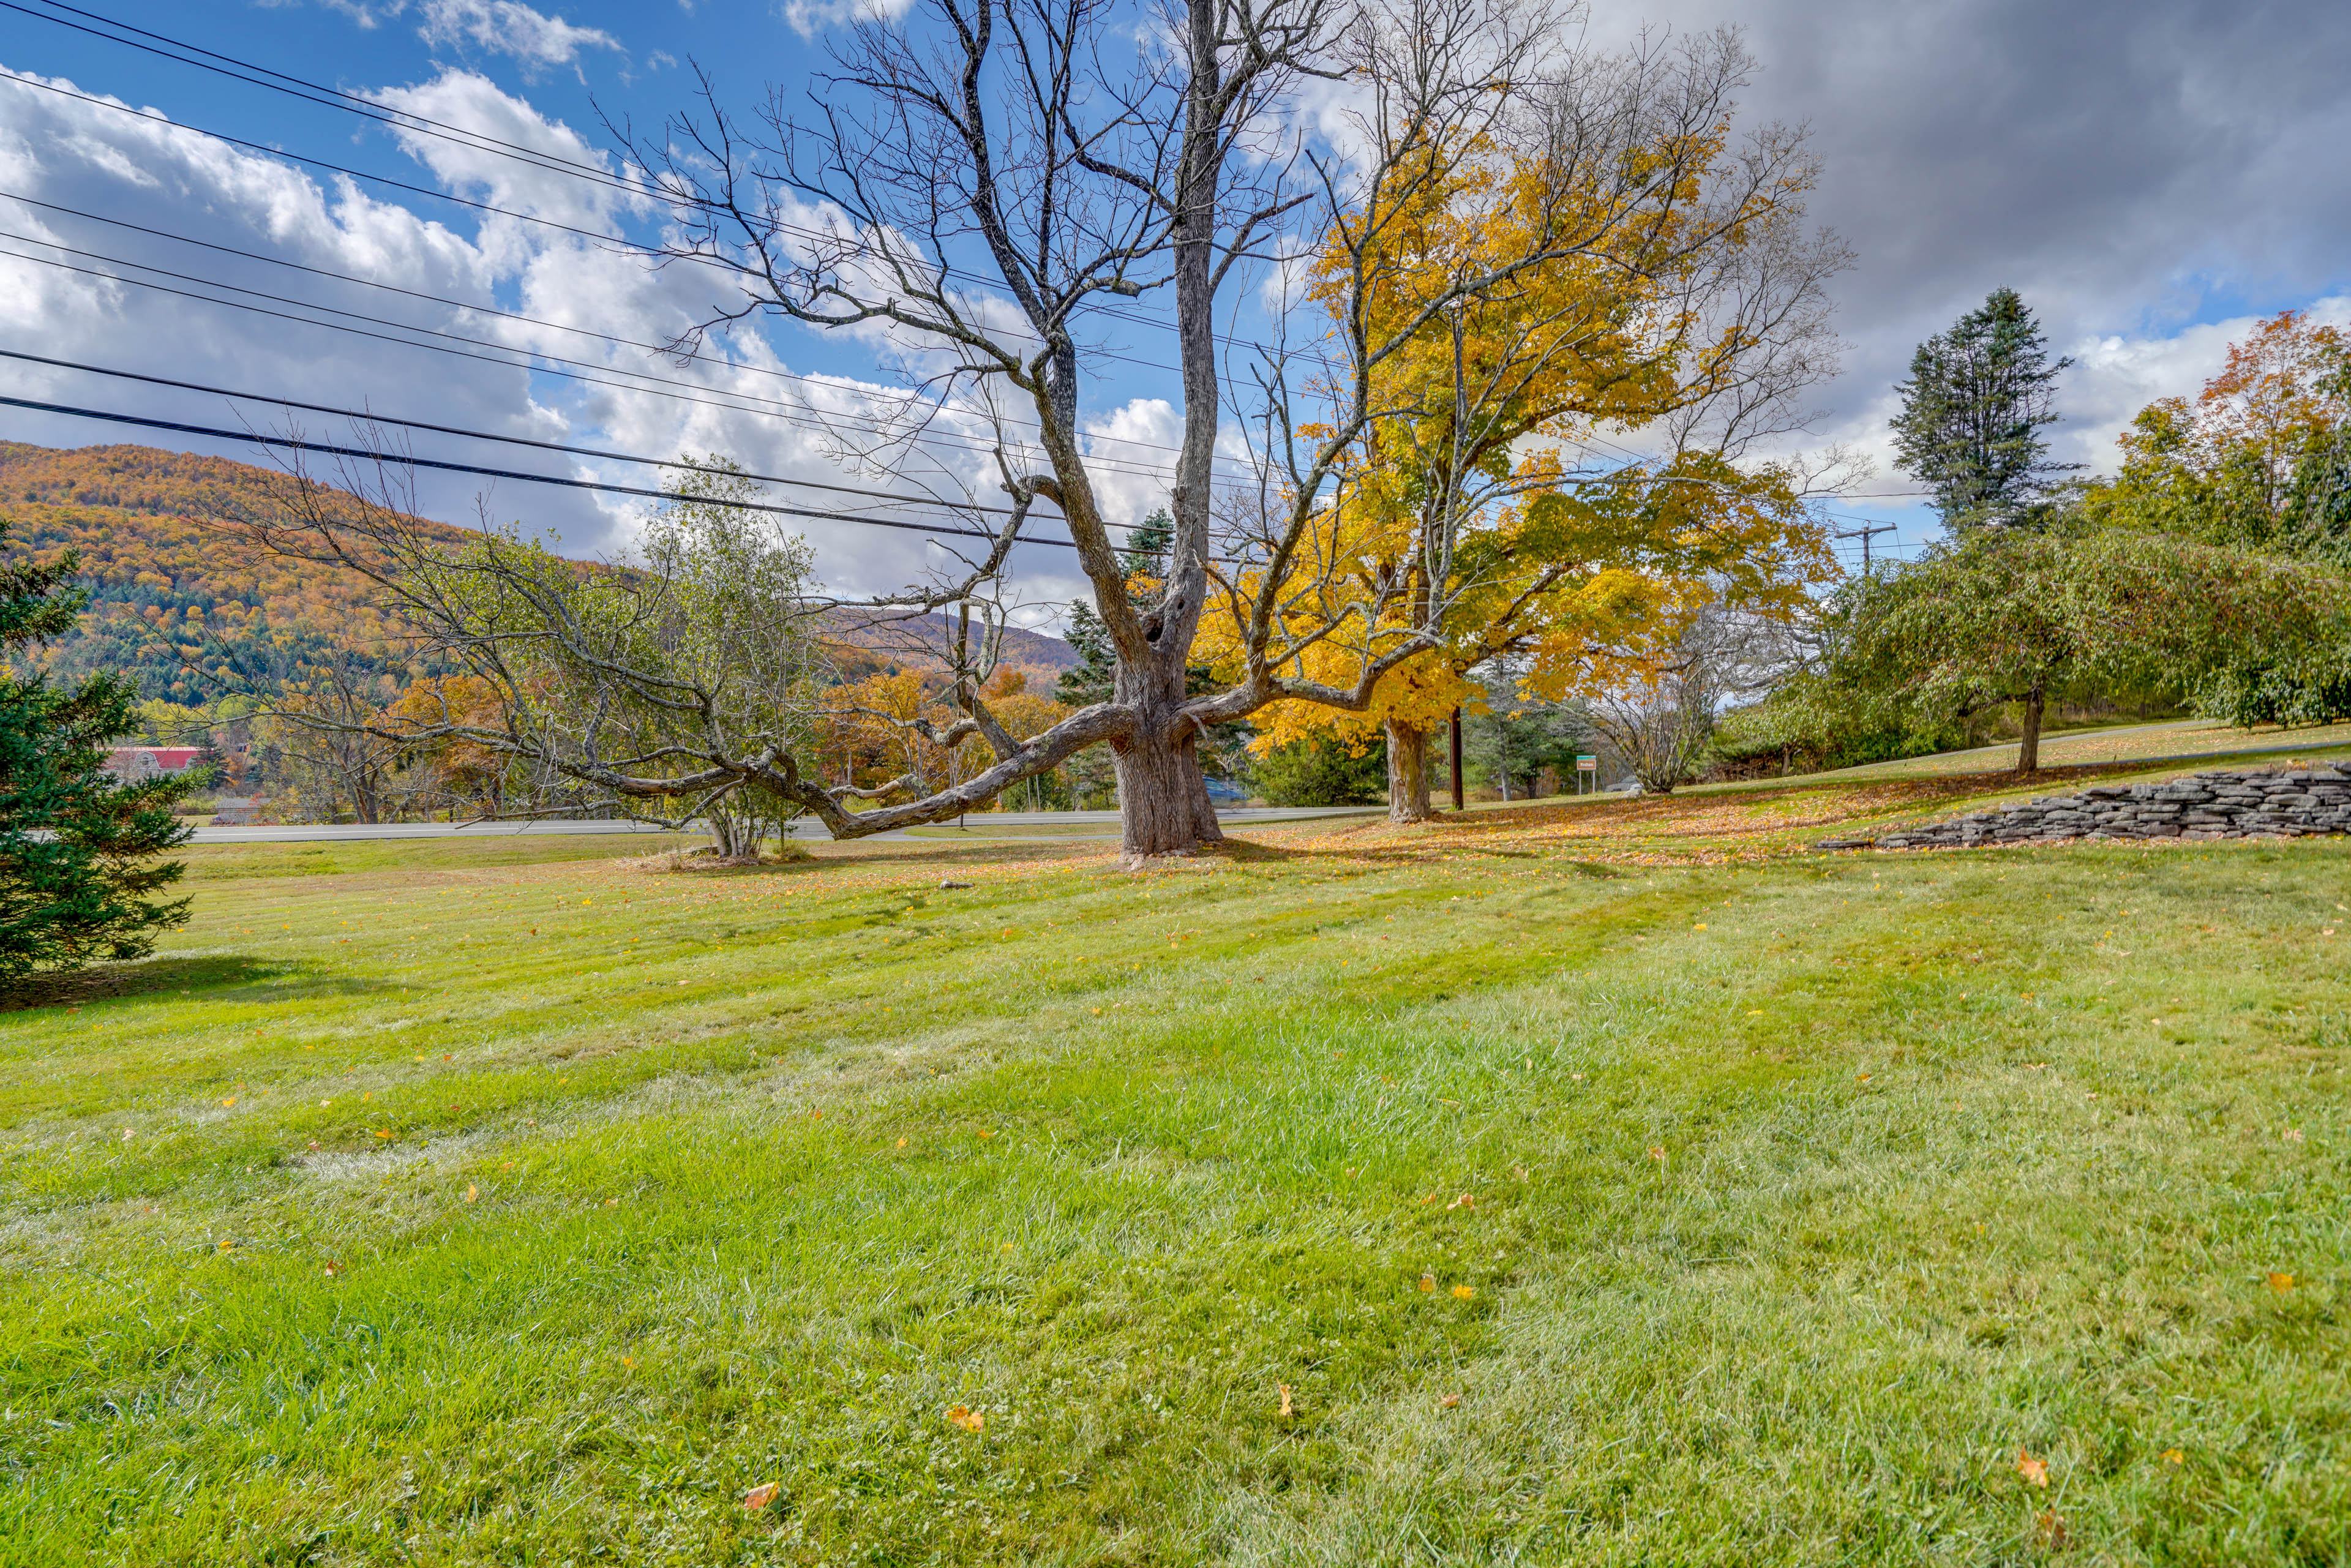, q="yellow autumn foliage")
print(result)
[1200,100,1832,757]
